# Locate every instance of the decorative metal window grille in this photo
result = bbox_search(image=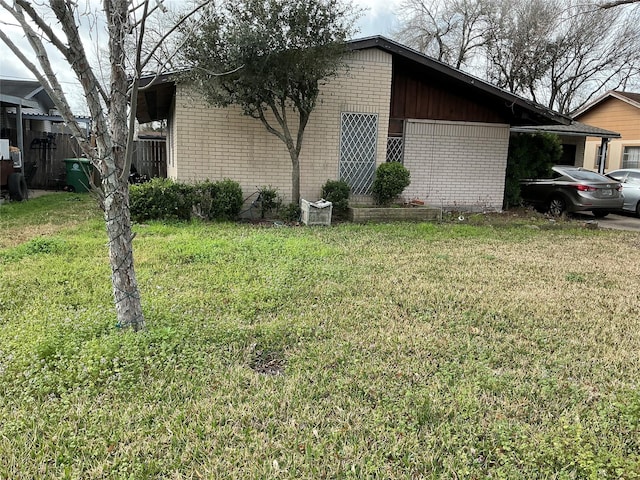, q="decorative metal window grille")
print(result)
[386,136,404,163]
[339,113,378,195]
